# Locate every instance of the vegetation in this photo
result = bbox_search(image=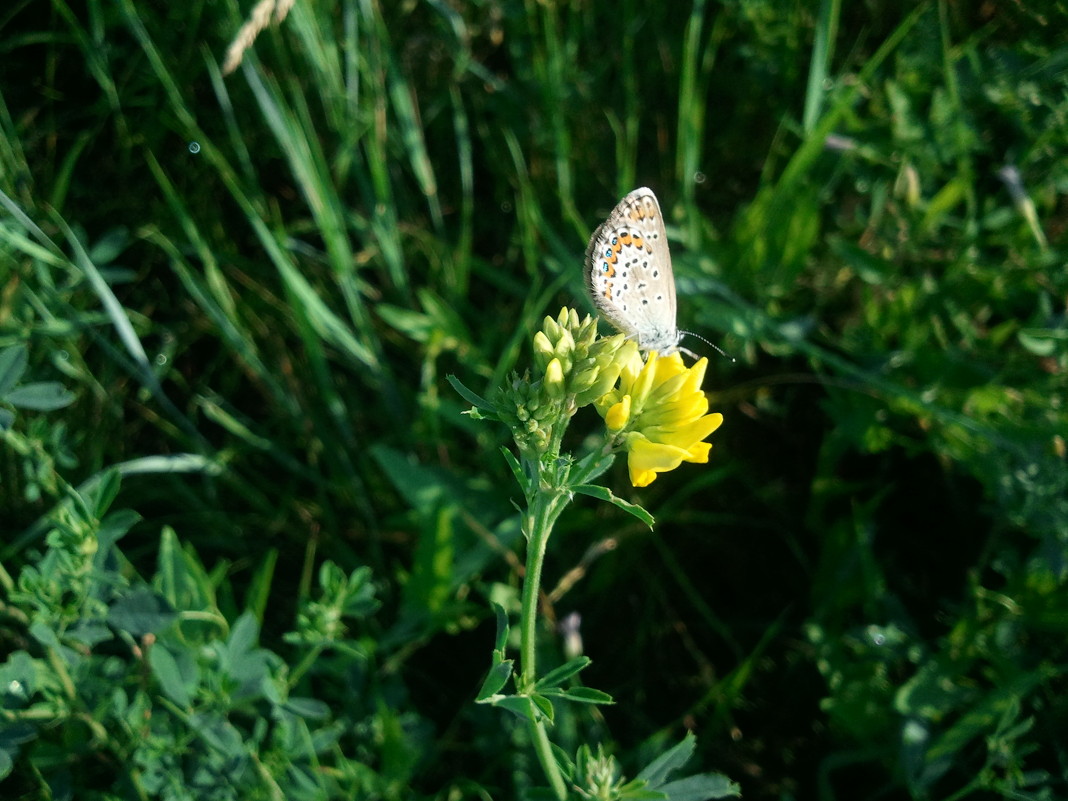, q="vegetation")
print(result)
[1,0,1065,799]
